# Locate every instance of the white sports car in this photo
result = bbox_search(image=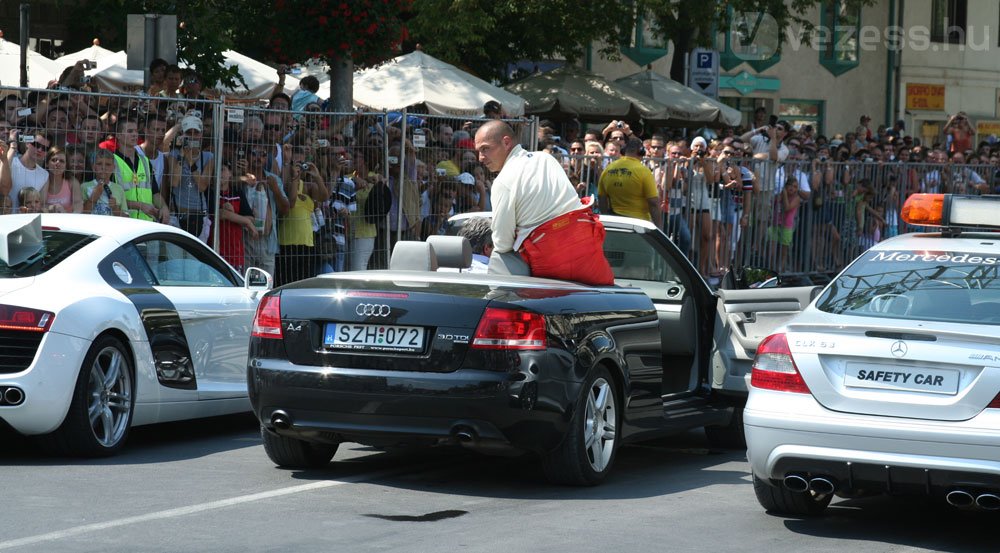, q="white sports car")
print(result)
[0,214,269,456]
[746,194,1000,514]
